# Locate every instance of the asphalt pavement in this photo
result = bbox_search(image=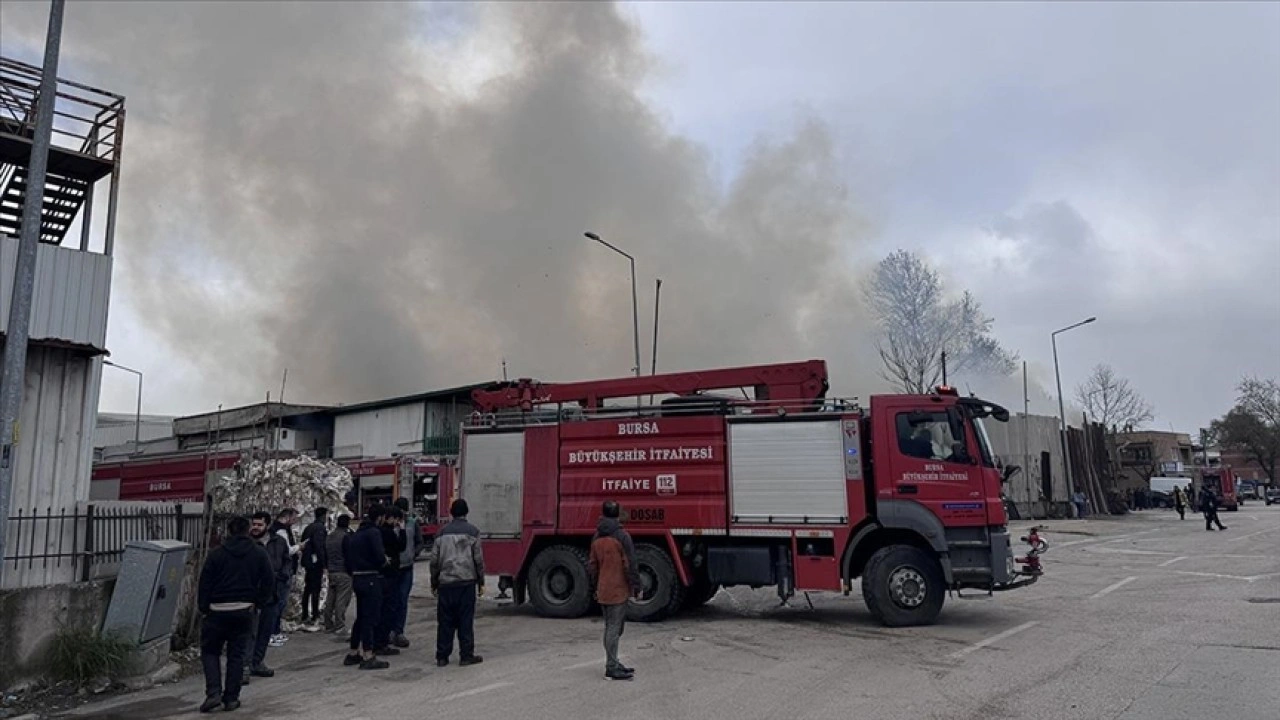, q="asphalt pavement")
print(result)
[60,505,1280,720]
